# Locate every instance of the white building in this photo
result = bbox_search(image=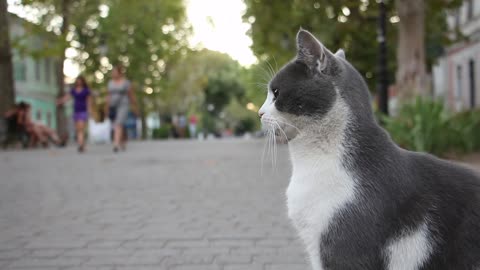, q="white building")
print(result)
[433,0,480,111]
